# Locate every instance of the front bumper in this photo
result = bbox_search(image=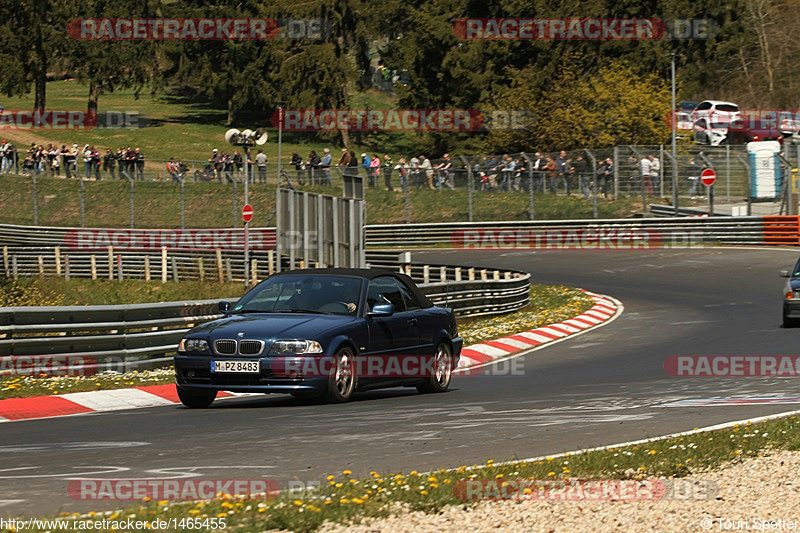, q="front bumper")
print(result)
[174,354,328,393]
[784,300,800,318]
